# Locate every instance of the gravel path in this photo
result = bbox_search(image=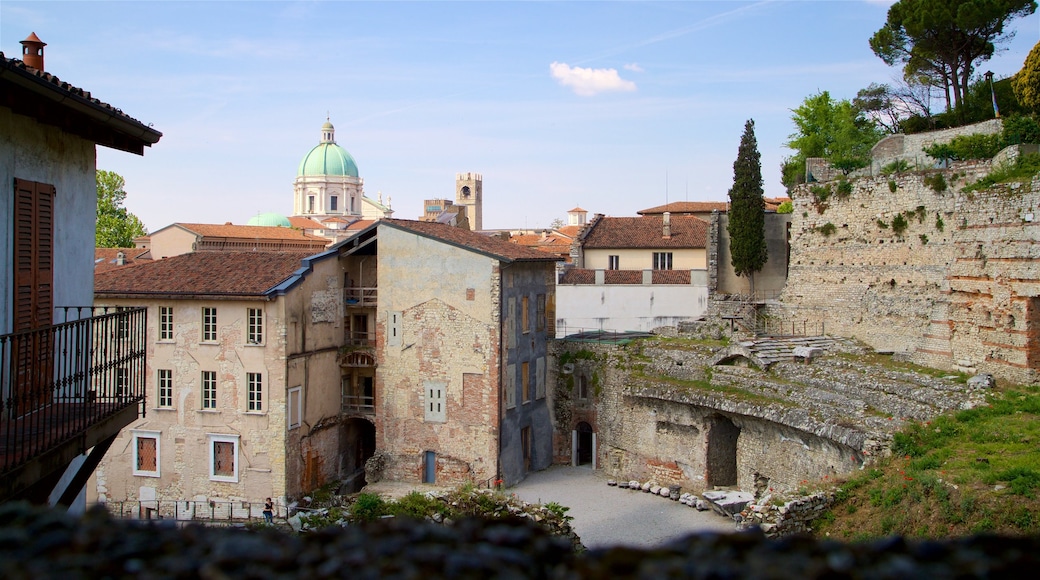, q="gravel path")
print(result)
[510,465,735,549]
